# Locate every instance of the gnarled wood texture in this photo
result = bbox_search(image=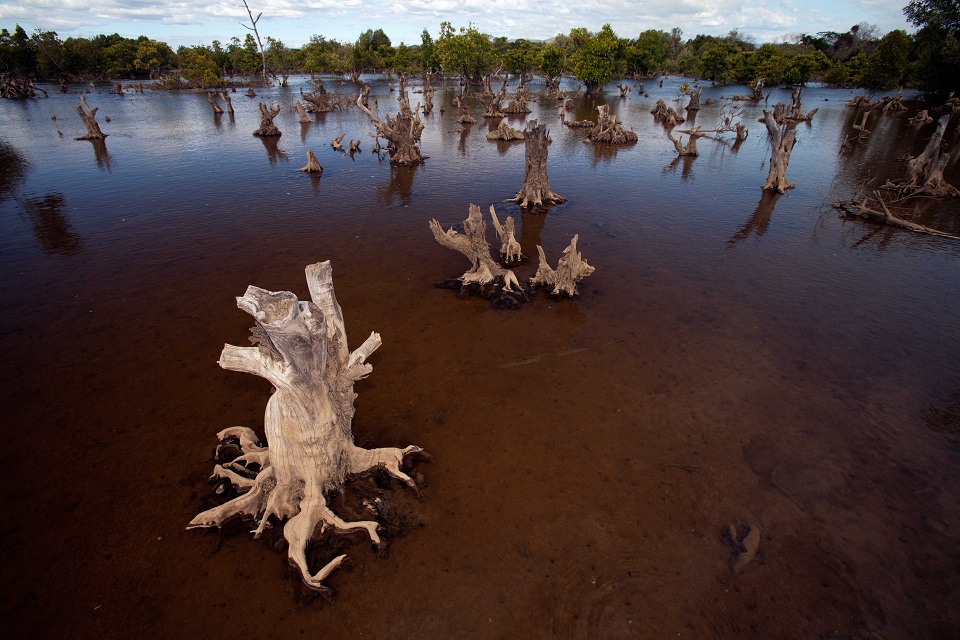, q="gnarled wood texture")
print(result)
[883,114,959,197]
[761,110,797,193]
[487,121,525,141]
[187,261,424,591]
[74,96,107,140]
[253,103,282,137]
[429,204,521,291]
[509,120,566,209]
[529,234,595,296]
[489,206,522,264]
[357,91,425,165]
[586,104,638,144]
[207,92,224,114]
[299,149,322,174]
